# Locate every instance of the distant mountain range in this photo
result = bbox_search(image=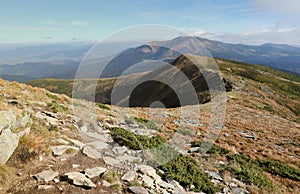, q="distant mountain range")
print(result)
[0,37,300,82]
